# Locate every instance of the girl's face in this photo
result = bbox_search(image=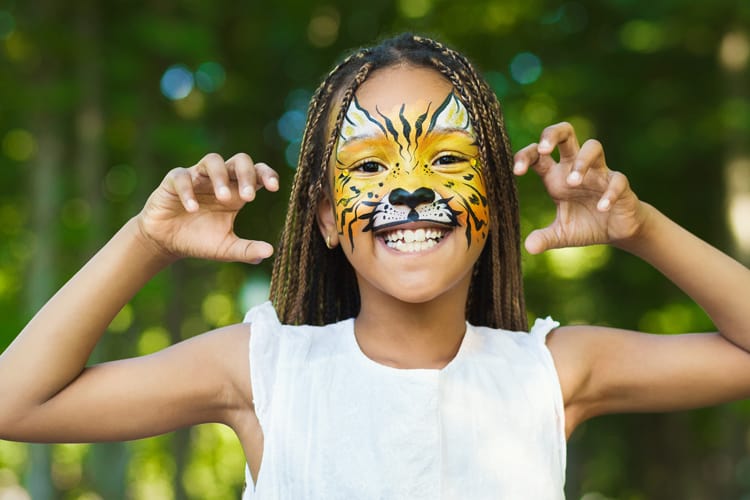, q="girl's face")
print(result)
[319,64,489,304]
